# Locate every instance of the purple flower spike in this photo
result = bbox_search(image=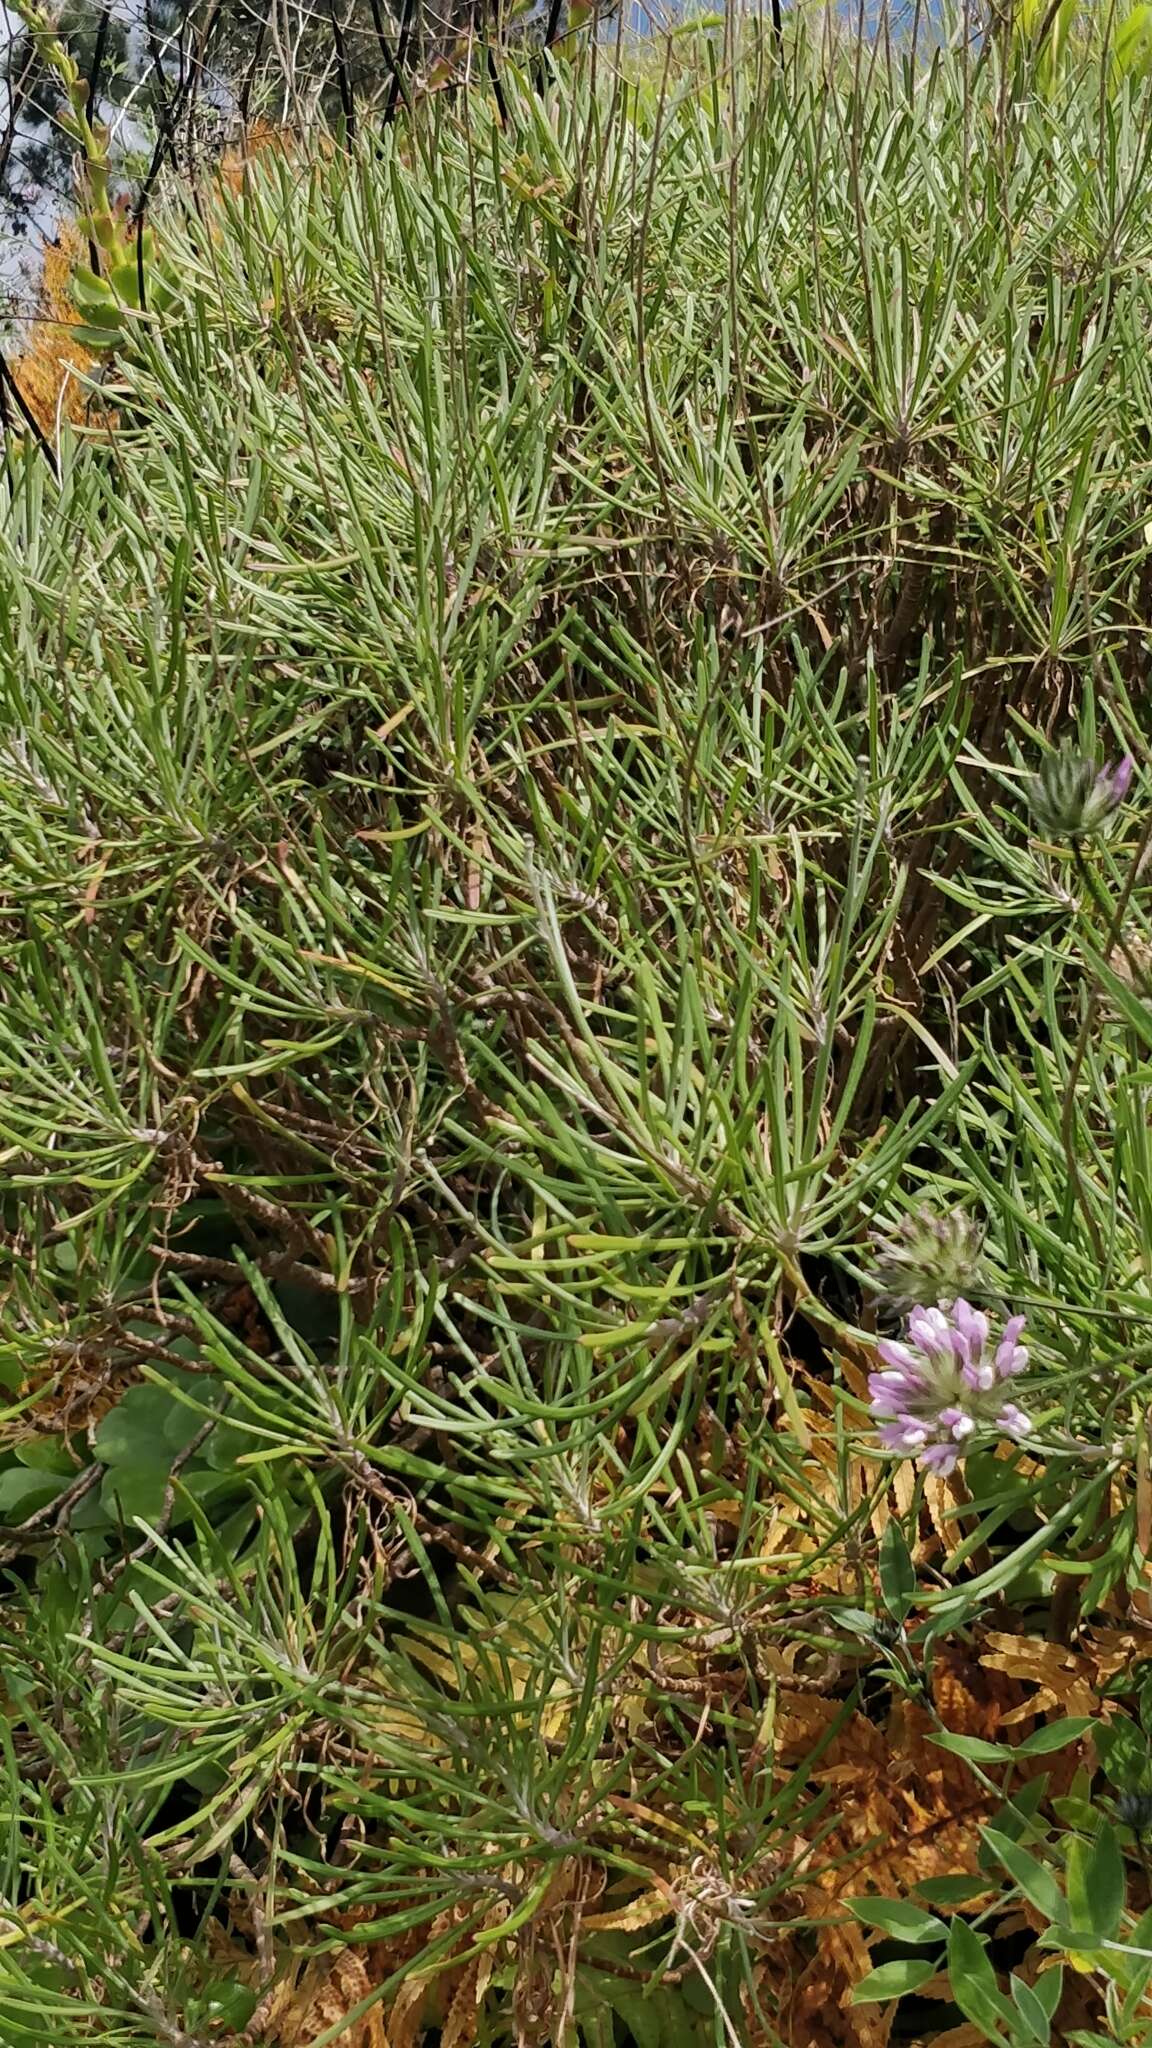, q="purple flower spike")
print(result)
[868,1298,1032,1477]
